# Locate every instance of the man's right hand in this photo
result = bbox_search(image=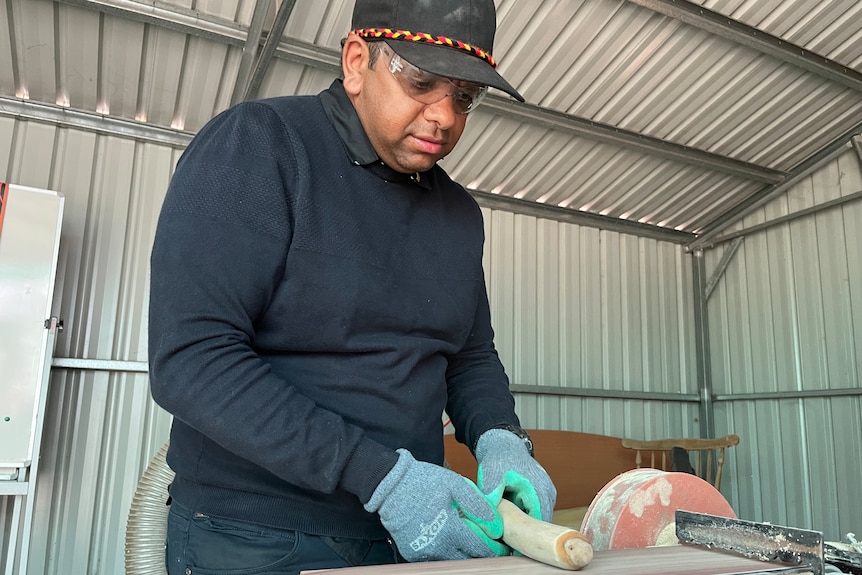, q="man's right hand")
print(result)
[364,449,508,562]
